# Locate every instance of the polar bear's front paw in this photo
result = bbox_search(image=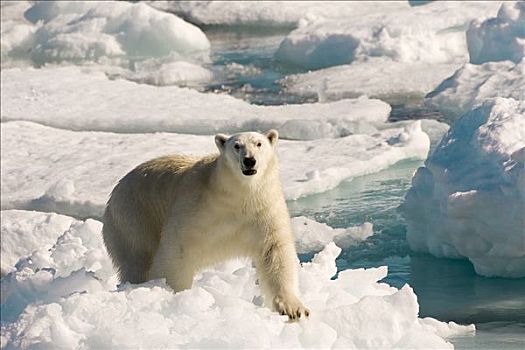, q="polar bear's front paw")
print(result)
[273,295,310,321]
